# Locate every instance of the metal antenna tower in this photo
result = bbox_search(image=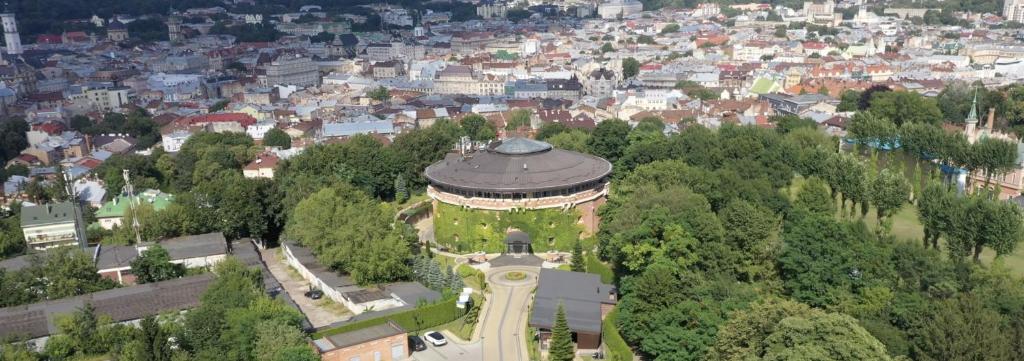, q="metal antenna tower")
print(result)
[122,169,142,244]
[62,169,88,249]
